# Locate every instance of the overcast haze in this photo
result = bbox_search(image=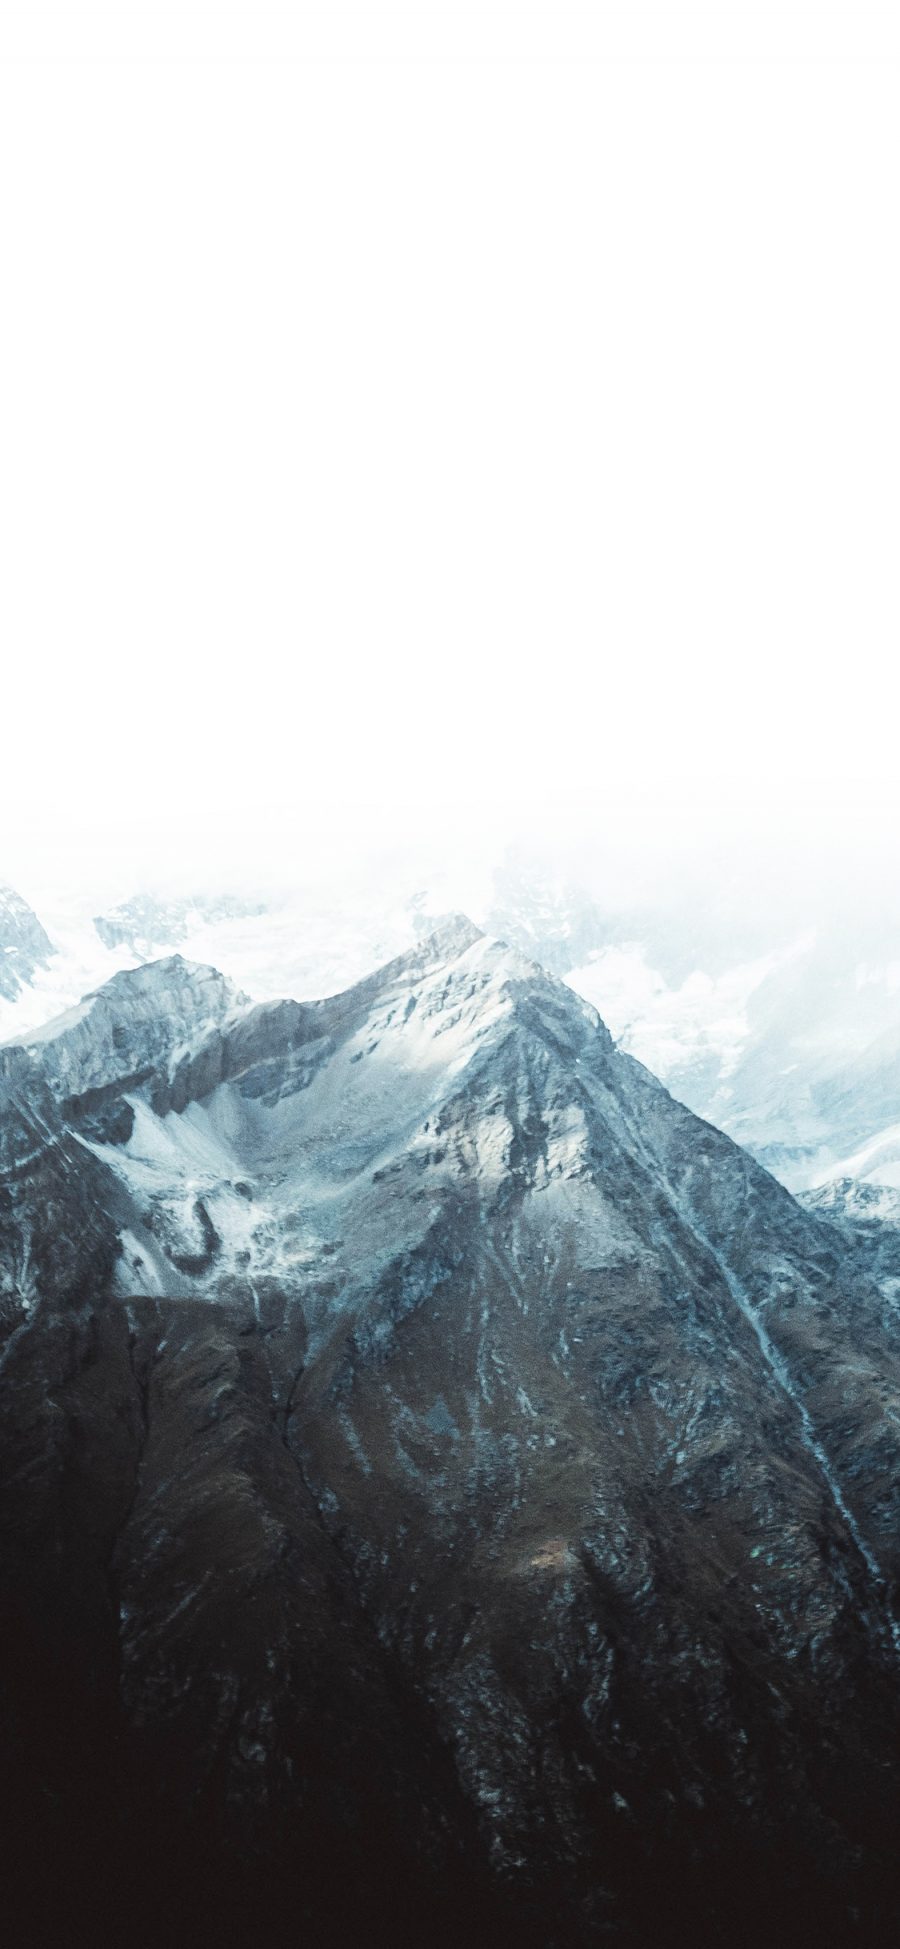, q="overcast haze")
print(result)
[2,4,899,921]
